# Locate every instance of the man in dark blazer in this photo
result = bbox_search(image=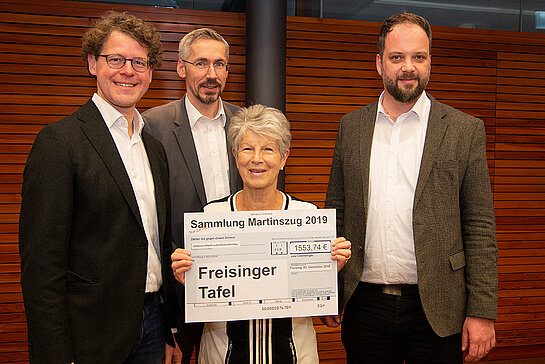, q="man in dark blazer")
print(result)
[143,28,241,364]
[19,12,176,364]
[324,13,497,363]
